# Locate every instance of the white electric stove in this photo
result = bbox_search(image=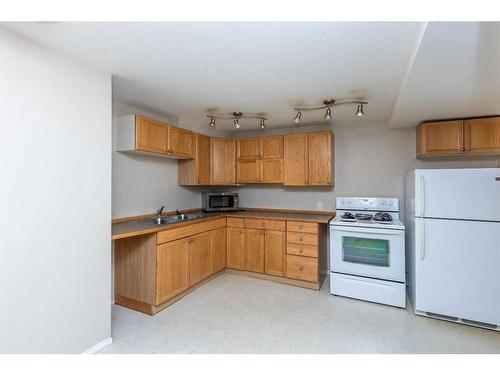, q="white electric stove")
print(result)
[330,197,406,308]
